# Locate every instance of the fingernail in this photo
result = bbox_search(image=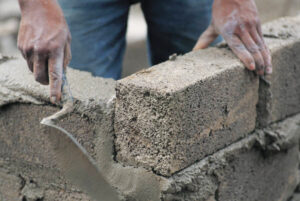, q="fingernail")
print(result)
[50,96,57,103]
[266,66,273,74]
[249,63,255,71]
